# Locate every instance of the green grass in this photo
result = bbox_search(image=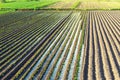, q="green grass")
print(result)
[0,0,60,9]
[71,1,81,9]
[0,11,10,14]
[0,10,14,15]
